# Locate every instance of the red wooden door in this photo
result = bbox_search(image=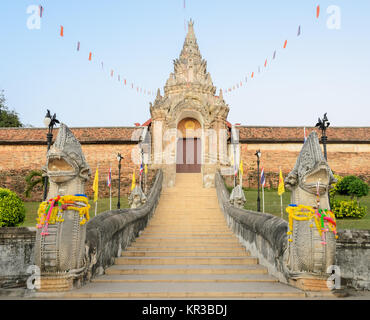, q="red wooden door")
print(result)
[176,138,201,173]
